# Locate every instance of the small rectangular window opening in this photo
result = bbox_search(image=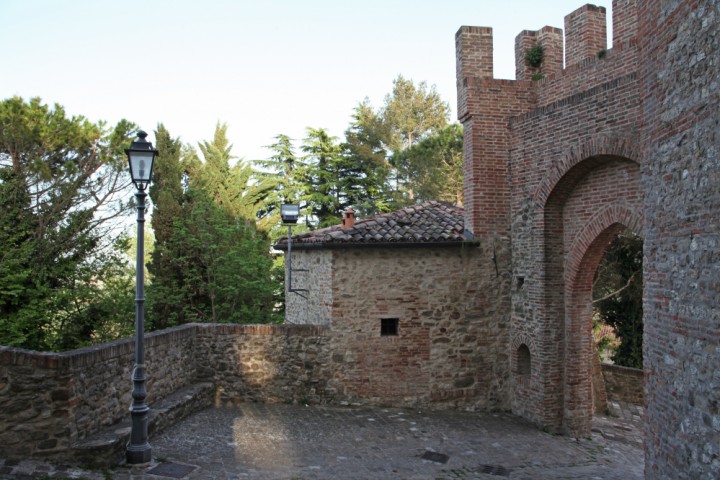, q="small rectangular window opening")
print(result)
[380,318,399,336]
